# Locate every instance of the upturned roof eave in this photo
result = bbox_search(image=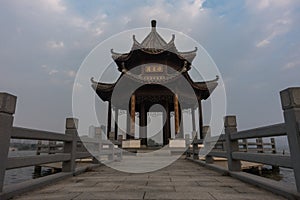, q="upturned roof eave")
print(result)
[90,74,219,102]
[111,20,198,65]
